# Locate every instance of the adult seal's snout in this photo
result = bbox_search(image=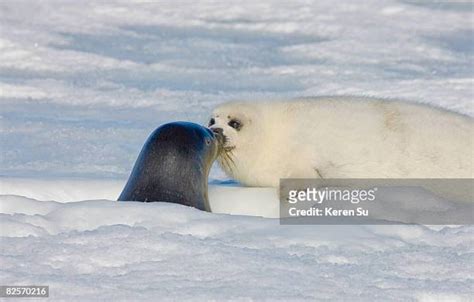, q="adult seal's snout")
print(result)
[118,122,219,212]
